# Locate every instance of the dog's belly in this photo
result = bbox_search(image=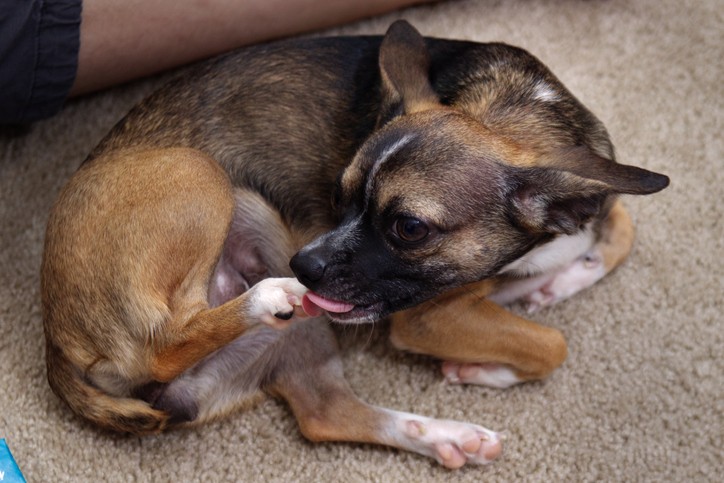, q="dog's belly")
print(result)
[148,325,282,424]
[207,187,312,308]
